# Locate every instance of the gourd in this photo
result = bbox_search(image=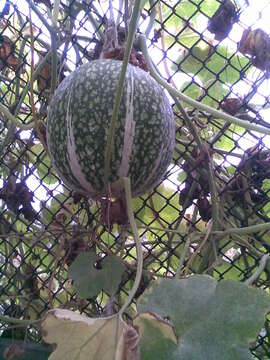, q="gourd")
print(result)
[46,59,175,199]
